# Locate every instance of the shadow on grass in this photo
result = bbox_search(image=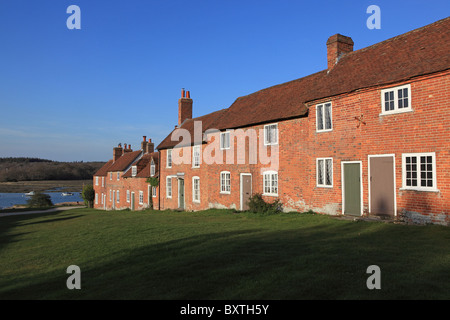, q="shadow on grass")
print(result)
[1,217,449,300]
